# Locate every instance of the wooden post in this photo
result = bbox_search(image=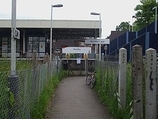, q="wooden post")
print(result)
[132,44,143,119]
[118,48,127,109]
[145,48,157,119]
